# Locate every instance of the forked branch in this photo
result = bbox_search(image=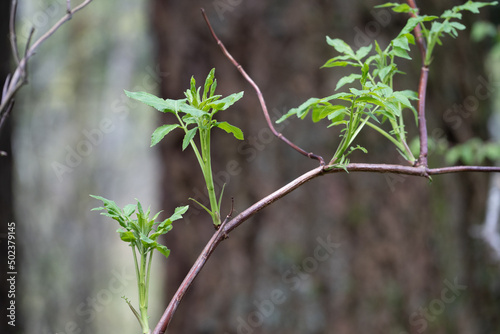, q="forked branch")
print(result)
[0,0,94,133]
